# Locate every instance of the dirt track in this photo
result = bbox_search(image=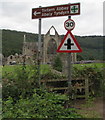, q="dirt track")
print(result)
[72,97,105,119]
